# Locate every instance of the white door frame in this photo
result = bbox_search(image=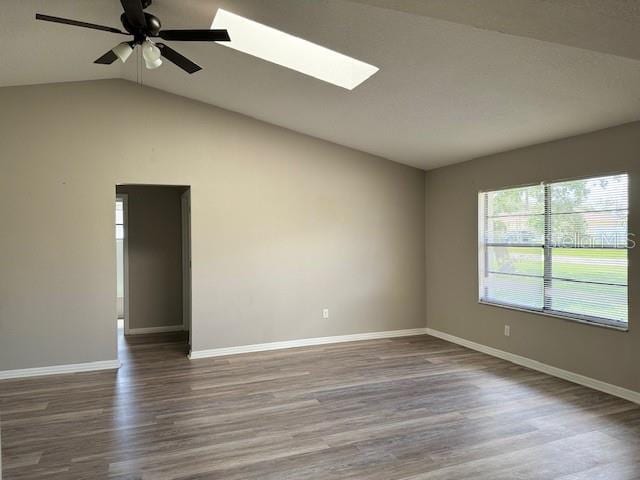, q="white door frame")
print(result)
[181,189,192,350]
[116,193,130,335]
